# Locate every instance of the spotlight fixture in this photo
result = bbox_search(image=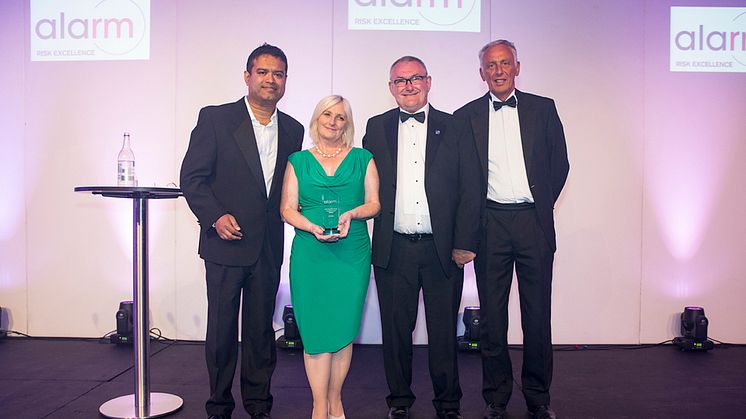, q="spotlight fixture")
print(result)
[673,306,714,351]
[276,305,303,350]
[457,306,480,351]
[110,301,134,345]
[0,306,7,339]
